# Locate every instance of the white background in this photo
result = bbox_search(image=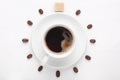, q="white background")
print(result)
[0,0,120,80]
